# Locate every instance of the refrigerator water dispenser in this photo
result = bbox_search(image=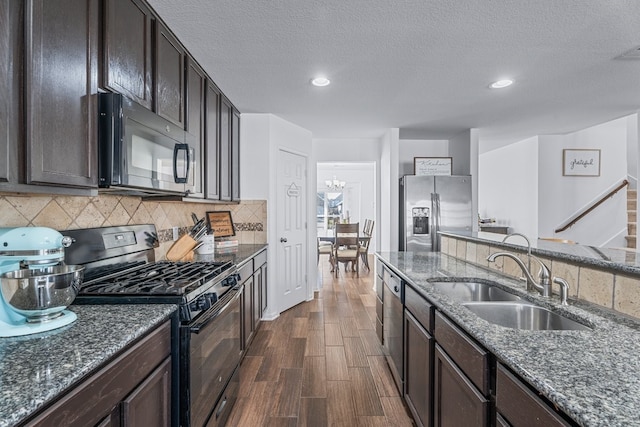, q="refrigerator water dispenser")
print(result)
[412,207,430,235]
